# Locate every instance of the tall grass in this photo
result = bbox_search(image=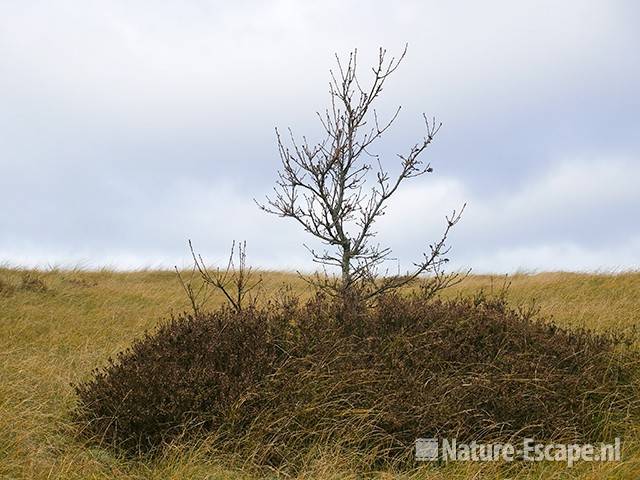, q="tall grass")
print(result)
[1,268,639,479]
